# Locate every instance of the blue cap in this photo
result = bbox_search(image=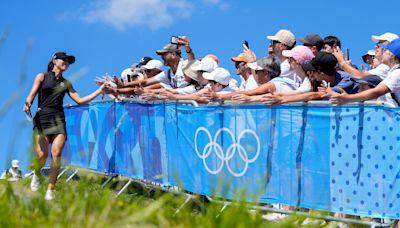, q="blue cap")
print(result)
[378,38,400,59]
